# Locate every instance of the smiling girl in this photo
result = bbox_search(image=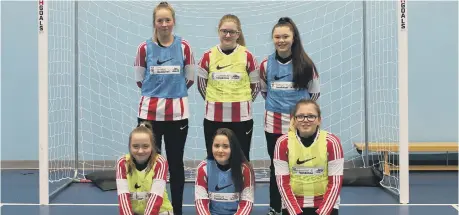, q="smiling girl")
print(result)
[196,14,260,162]
[259,17,320,215]
[194,128,255,215]
[116,122,173,215]
[274,99,343,215]
[134,2,197,214]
